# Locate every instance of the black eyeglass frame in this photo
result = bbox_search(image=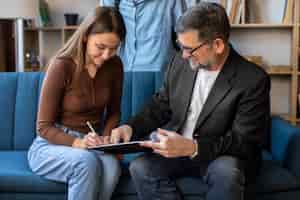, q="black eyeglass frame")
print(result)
[176,40,209,56]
